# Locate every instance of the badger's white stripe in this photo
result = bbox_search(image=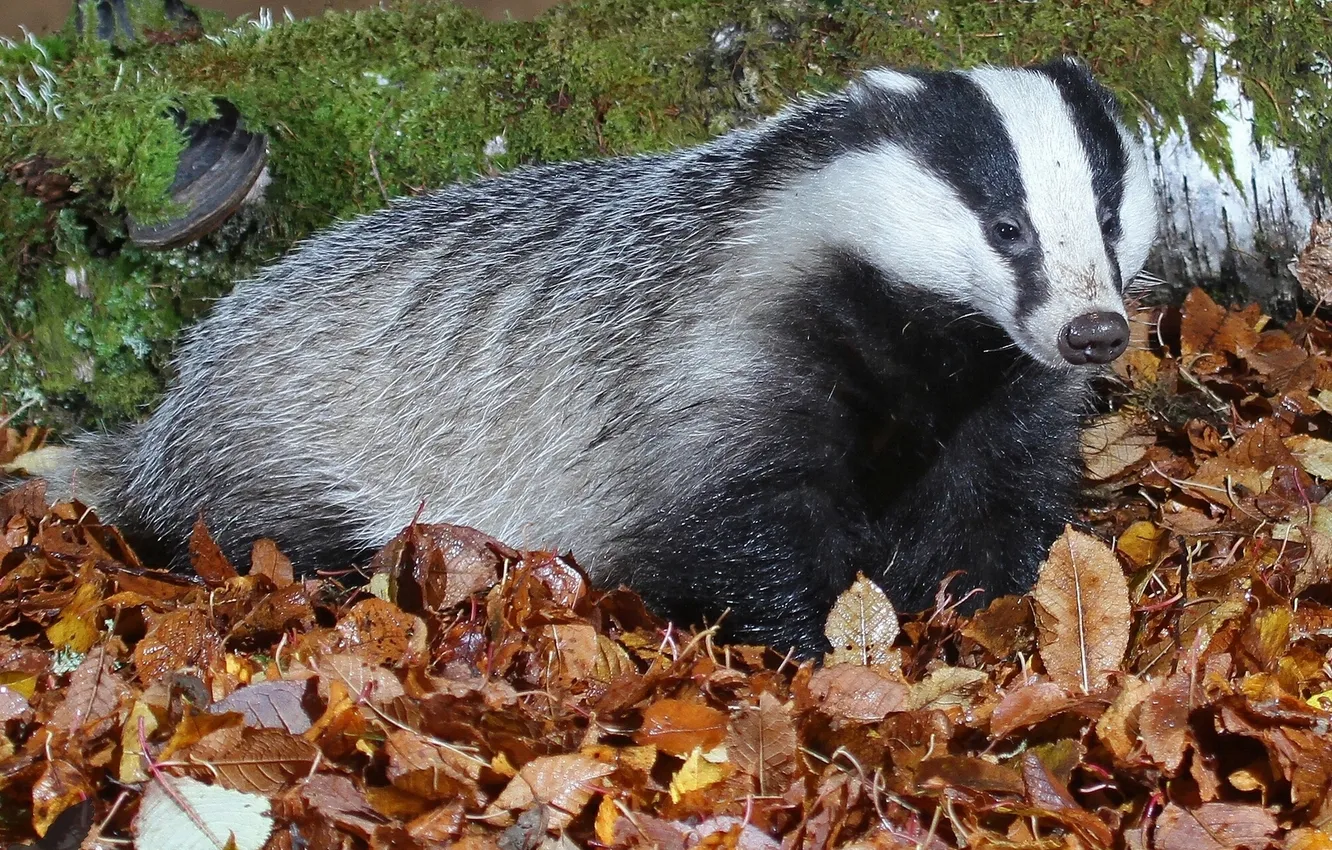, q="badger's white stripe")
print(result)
[740,143,1012,315]
[858,68,925,97]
